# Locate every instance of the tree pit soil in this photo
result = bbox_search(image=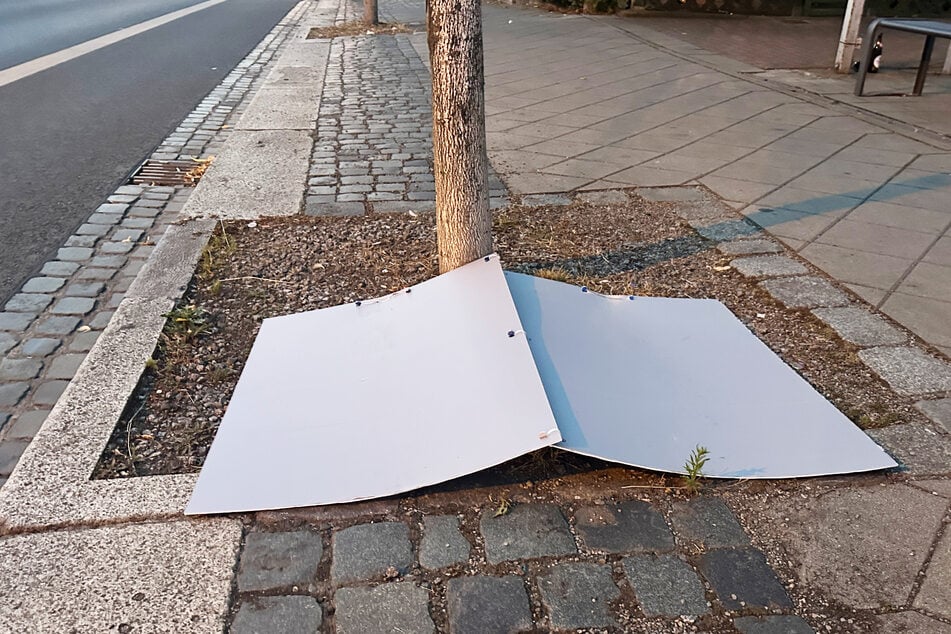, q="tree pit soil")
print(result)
[93,192,925,483]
